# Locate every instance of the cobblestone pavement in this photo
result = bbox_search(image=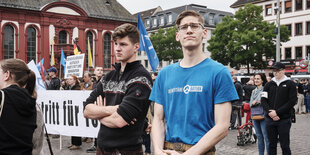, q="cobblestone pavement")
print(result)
[43,113,310,155]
